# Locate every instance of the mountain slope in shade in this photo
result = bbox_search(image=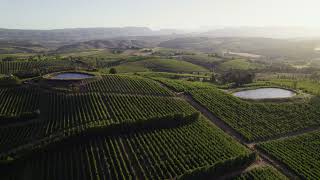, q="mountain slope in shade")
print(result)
[0,40,47,54]
[55,39,151,53]
[0,27,154,42]
[0,27,185,43]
